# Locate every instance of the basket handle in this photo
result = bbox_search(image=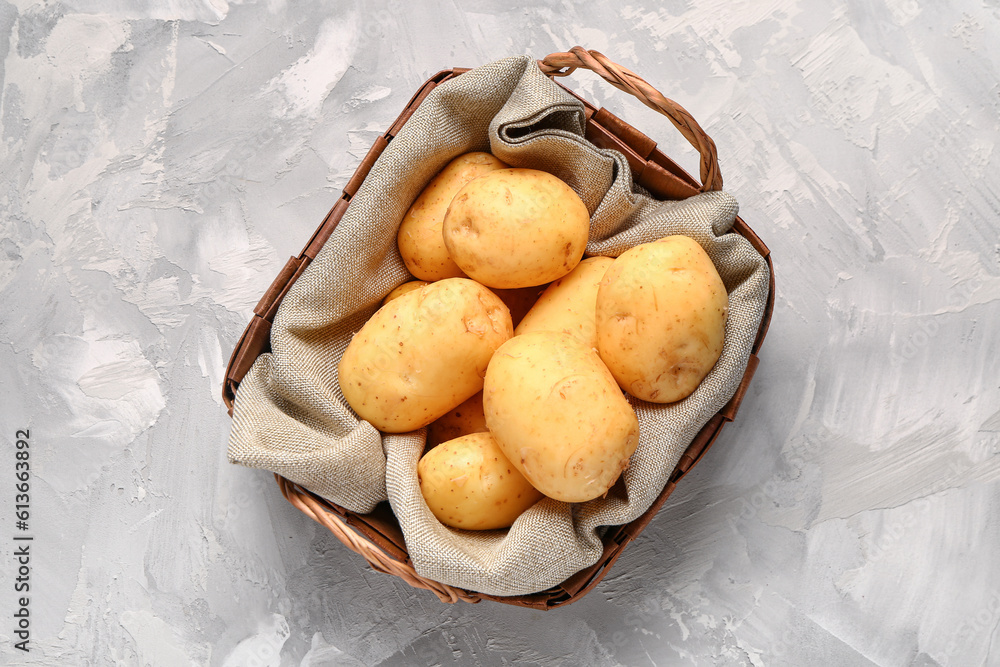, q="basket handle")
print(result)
[538,46,723,193]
